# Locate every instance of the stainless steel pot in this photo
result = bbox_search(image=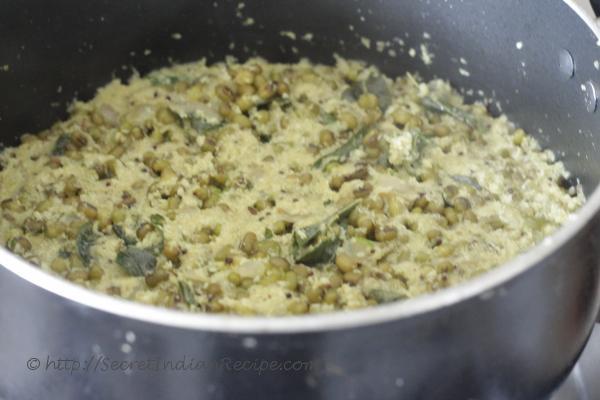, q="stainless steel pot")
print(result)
[1,1,600,399]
